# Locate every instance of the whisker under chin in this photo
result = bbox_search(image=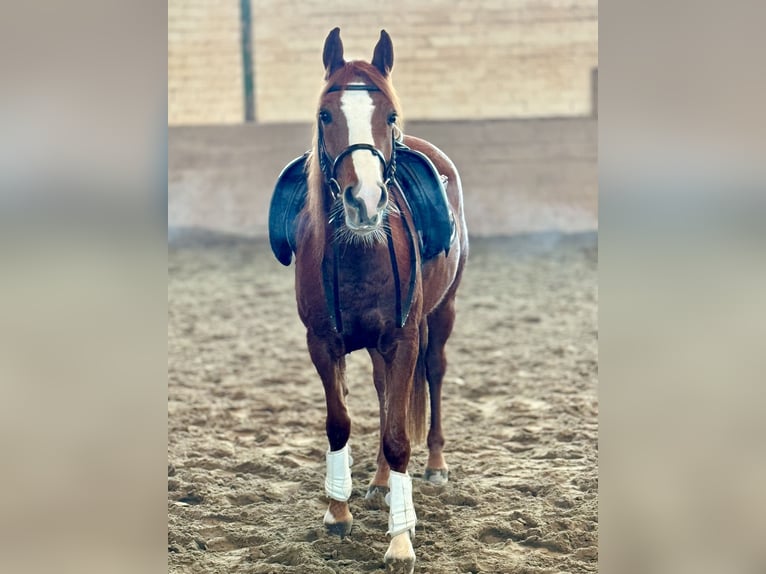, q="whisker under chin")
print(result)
[328,195,398,247]
[333,224,388,248]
